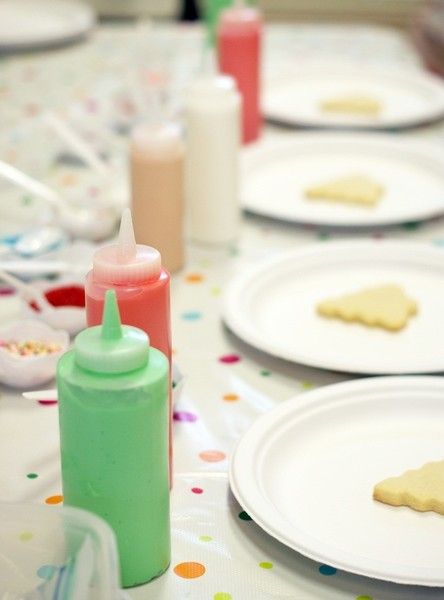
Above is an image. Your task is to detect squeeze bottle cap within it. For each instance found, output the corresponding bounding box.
[92,209,162,284]
[220,3,261,26]
[74,289,149,373]
[131,122,183,160]
[186,75,238,105]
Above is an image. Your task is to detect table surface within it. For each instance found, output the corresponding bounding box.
[1,21,444,600]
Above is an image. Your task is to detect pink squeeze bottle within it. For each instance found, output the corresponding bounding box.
[85,209,172,479]
[217,3,262,144]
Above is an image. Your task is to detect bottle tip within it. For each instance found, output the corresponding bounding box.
[101,289,123,341]
[118,208,137,263]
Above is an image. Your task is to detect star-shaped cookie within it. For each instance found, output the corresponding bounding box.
[374,461,444,515]
[317,284,417,331]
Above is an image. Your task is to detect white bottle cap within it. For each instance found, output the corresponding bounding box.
[92,209,161,284]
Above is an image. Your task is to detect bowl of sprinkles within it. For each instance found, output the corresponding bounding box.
[0,320,69,388]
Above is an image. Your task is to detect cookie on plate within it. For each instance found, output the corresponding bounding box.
[320,95,381,116]
[317,284,417,331]
[374,461,444,515]
[305,175,384,206]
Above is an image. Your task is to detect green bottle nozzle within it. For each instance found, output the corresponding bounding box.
[101,290,123,341]
[74,289,149,374]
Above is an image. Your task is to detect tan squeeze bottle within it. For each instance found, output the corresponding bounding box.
[130,123,185,274]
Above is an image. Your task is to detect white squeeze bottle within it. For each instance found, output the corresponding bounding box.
[184,73,241,245]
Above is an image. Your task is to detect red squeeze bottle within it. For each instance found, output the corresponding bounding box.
[217,4,262,144]
[85,209,173,485]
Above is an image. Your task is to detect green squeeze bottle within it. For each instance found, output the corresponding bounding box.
[57,290,170,588]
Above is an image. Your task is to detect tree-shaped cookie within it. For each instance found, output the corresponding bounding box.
[374,461,444,515]
[317,284,417,331]
[305,175,384,206]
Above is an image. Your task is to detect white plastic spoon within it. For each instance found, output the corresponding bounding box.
[0,269,85,335]
[0,160,117,240]
[43,112,109,178]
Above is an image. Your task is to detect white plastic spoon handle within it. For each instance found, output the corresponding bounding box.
[0,268,48,309]
[22,389,58,401]
[44,112,109,178]
[0,260,90,275]
[0,160,60,207]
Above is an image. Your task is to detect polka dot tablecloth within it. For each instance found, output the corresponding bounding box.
[1,20,444,600]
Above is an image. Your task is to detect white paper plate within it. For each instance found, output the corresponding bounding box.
[264,65,444,130]
[242,134,444,227]
[223,241,444,374]
[230,376,444,586]
[0,0,95,51]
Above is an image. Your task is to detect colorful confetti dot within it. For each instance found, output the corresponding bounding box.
[181,311,202,321]
[259,561,273,569]
[260,369,271,377]
[26,473,38,479]
[223,393,239,402]
[173,411,198,422]
[199,450,226,463]
[37,565,57,580]
[211,286,222,296]
[402,221,421,231]
[19,531,33,542]
[319,564,337,576]
[185,273,204,283]
[25,103,39,117]
[238,511,252,521]
[60,174,77,187]
[356,596,372,600]
[301,381,314,390]
[45,495,63,505]
[433,239,444,247]
[219,354,241,364]
[173,562,206,579]
[21,195,33,206]
[38,400,57,406]
[191,487,203,494]
[199,535,213,542]
[214,594,232,600]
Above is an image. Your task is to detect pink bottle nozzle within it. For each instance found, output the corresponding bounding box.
[92,209,162,285]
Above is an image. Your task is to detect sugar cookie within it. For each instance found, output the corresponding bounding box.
[320,95,381,116]
[305,175,384,206]
[317,284,417,331]
[374,461,444,515]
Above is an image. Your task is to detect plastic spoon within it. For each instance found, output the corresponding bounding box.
[0,160,117,240]
[0,259,90,276]
[43,112,109,178]
[0,269,86,335]
[22,389,58,401]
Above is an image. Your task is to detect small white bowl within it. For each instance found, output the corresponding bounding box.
[0,319,69,389]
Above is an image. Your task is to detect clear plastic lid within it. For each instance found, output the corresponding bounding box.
[0,502,123,600]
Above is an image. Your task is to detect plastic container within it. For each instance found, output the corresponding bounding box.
[58,290,170,588]
[0,319,69,389]
[217,5,262,144]
[0,502,123,599]
[184,75,241,245]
